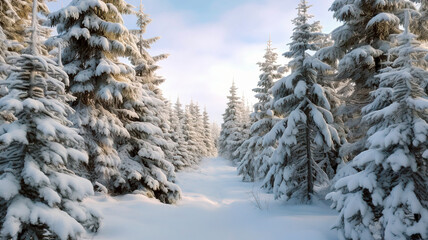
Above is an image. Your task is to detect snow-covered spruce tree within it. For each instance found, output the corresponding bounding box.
[0,1,99,238]
[263,0,341,202]
[237,38,281,182]
[167,101,187,169]
[183,104,200,164]
[158,99,179,166]
[211,123,220,151]
[191,102,208,158]
[219,82,245,160]
[117,83,181,202]
[173,98,192,167]
[410,1,428,41]
[203,107,216,156]
[327,12,428,240]
[0,0,52,57]
[161,100,183,169]
[232,95,252,164]
[47,0,141,190]
[313,27,346,181]
[319,0,418,159]
[0,0,50,53]
[0,0,51,100]
[0,27,10,98]
[130,0,168,89]
[130,1,179,170]
[113,1,181,203]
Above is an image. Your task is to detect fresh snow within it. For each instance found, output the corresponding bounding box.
[85,158,338,240]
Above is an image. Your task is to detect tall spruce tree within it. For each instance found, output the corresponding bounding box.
[168,101,187,169]
[0,26,10,100]
[211,123,220,150]
[327,12,428,240]
[191,102,207,158]
[219,82,244,160]
[0,1,99,238]
[237,38,281,182]
[47,0,141,190]
[173,98,192,167]
[130,0,178,170]
[114,2,181,202]
[0,0,50,55]
[319,0,418,159]
[410,1,428,41]
[232,95,252,164]
[202,107,216,156]
[264,0,340,202]
[183,104,199,164]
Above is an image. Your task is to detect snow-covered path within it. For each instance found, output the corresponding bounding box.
[86,158,338,240]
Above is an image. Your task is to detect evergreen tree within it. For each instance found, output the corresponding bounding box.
[117,83,181,203]
[327,12,428,240]
[183,104,199,164]
[130,0,179,170]
[410,1,428,41]
[0,0,49,54]
[168,101,187,169]
[237,38,281,182]
[191,102,207,158]
[264,0,340,202]
[114,1,181,202]
[0,26,11,99]
[319,0,418,159]
[218,82,244,160]
[0,1,99,238]
[173,98,192,167]
[48,0,141,190]
[130,0,168,89]
[203,107,216,156]
[0,0,51,100]
[232,95,252,163]
[211,123,220,151]
[158,99,178,167]
[0,0,52,57]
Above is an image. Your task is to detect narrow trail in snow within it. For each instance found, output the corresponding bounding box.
[87,158,338,240]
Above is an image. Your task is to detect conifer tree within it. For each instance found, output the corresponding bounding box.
[237,38,281,182]
[117,82,180,202]
[114,1,181,202]
[0,27,10,99]
[410,1,428,41]
[0,1,99,238]
[319,0,418,158]
[219,82,244,160]
[173,98,192,167]
[232,95,252,163]
[264,0,340,202]
[130,0,179,169]
[191,102,207,158]
[327,12,428,240]
[211,123,220,150]
[203,107,216,156]
[0,0,50,54]
[168,101,187,169]
[183,104,199,164]
[158,99,178,166]
[130,0,168,89]
[48,0,141,190]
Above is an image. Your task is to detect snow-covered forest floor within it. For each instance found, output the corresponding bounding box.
[85,158,338,240]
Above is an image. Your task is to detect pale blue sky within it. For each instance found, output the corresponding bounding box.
[47,0,339,124]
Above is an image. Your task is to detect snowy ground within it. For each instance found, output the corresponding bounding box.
[85,158,338,240]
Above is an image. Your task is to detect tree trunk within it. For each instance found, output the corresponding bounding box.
[306,117,313,200]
